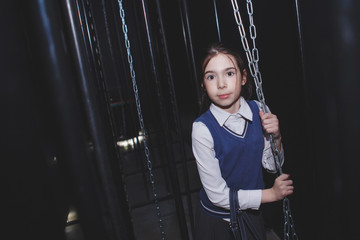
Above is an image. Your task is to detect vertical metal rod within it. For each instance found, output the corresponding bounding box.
[212,0,222,42]
[63,0,134,239]
[178,0,201,106]
[154,0,196,235]
[140,0,189,239]
[117,0,167,237]
[294,0,306,84]
[30,0,116,239]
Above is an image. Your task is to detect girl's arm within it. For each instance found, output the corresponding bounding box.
[259,110,294,202]
[255,101,284,173]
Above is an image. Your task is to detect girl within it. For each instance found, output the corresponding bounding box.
[192,43,294,240]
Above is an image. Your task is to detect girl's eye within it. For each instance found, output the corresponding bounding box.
[226,71,235,77]
[206,75,215,80]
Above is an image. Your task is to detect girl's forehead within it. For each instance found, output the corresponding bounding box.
[205,53,237,70]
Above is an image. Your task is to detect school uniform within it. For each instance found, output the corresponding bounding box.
[191,97,284,240]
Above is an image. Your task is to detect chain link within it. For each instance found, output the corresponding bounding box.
[230,1,298,239]
[117,1,166,239]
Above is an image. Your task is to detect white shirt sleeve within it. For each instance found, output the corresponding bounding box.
[192,121,262,210]
[262,133,285,173]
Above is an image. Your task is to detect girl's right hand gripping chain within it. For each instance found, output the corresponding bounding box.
[262,174,294,203]
[272,174,294,200]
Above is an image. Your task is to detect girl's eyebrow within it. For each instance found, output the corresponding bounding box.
[224,67,236,72]
[204,67,236,75]
[204,70,214,75]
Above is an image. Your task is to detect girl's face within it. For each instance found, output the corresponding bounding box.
[202,53,247,114]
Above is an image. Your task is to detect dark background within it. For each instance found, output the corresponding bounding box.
[1,0,360,239]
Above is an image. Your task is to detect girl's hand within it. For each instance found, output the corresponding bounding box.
[261,174,294,203]
[259,111,281,139]
[271,174,294,200]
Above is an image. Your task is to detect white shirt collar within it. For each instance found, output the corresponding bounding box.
[209,97,253,127]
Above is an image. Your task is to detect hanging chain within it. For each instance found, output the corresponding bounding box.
[230,1,298,239]
[117,1,166,239]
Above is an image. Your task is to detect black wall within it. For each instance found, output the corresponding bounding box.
[298,1,360,239]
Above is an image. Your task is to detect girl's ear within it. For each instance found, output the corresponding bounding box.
[241,69,247,86]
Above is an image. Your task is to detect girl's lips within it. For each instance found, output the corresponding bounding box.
[218,94,230,99]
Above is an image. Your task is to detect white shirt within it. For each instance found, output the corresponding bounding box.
[191,97,284,211]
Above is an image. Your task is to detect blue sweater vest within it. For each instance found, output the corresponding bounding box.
[195,101,264,217]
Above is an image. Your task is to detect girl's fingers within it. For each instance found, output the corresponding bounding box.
[278,174,294,188]
[259,110,264,118]
[259,112,274,119]
[260,112,279,134]
[262,117,278,125]
[277,173,290,181]
[260,113,278,125]
[263,125,279,134]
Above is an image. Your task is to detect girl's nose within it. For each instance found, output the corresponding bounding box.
[218,77,226,89]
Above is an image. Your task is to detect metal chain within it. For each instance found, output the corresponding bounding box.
[230,1,298,239]
[117,1,166,239]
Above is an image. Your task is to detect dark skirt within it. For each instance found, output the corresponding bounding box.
[194,206,266,240]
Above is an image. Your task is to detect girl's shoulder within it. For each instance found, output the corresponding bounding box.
[245,99,261,111]
[194,109,212,123]
[191,120,213,146]
[247,99,260,107]
[247,99,269,112]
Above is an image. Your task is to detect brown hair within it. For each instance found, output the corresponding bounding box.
[198,42,253,114]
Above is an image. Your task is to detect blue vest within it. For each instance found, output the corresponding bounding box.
[195,101,264,217]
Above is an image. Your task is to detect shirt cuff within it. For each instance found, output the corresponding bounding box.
[238,189,262,210]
